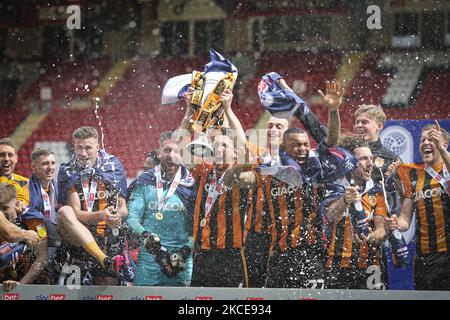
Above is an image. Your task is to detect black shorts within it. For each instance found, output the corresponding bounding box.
[244,232,271,288]
[415,251,450,290]
[191,249,246,287]
[266,246,325,289]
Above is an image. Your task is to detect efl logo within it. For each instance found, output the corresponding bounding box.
[144,296,163,300]
[195,296,213,300]
[49,294,66,300]
[97,295,113,300]
[3,293,20,300]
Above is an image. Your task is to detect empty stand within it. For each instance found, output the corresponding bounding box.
[23,58,112,104]
[0,108,29,137]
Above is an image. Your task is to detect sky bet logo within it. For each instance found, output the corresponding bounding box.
[3,293,20,300]
[130,295,163,300]
[35,294,66,300]
[96,295,114,300]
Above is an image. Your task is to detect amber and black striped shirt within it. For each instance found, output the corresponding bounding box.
[70,177,117,237]
[192,163,249,251]
[244,171,323,253]
[398,163,450,255]
[325,189,387,270]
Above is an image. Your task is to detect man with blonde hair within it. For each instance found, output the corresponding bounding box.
[354,104,400,182]
[57,126,130,285]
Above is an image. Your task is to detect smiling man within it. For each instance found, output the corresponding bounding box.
[321,136,389,289]
[189,130,251,288]
[243,79,343,288]
[262,116,290,165]
[127,131,195,287]
[354,105,400,183]
[1,149,59,291]
[386,123,450,290]
[28,149,58,224]
[57,126,129,285]
[0,138,29,207]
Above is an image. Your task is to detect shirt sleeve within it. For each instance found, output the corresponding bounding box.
[20,183,30,207]
[294,104,328,144]
[397,165,412,199]
[374,192,388,217]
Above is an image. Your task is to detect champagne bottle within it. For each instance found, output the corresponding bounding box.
[388,226,409,267]
[349,179,369,237]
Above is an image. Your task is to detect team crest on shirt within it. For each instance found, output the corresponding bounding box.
[36,224,47,238]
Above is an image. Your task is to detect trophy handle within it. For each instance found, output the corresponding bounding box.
[187,72,236,157]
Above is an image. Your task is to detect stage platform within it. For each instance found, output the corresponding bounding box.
[2,285,450,300]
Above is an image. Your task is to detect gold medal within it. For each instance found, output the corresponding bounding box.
[155,211,164,220]
[374,157,385,169]
[200,218,207,227]
[368,195,377,207]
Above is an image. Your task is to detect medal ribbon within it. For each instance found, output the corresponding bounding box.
[40,183,56,222]
[424,164,450,197]
[155,164,182,212]
[81,178,98,213]
[203,169,226,226]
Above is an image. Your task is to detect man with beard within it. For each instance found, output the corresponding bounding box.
[0,138,29,207]
[189,129,251,287]
[57,126,130,285]
[320,137,389,289]
[386,122,450,290]
[178,85,251,287]
[127,132,195,286]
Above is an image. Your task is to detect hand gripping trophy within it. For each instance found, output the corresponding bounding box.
[161,49,238,158]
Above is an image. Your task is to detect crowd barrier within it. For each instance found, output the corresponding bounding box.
[2,285,450,300]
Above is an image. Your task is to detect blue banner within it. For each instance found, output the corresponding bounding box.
[381,119,450,290]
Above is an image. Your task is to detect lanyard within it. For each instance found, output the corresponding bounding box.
[424,164,450,196]
[202,169,226,227]
[154,165,182,211]
[40,184,56,221]
[81,178,98,213]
